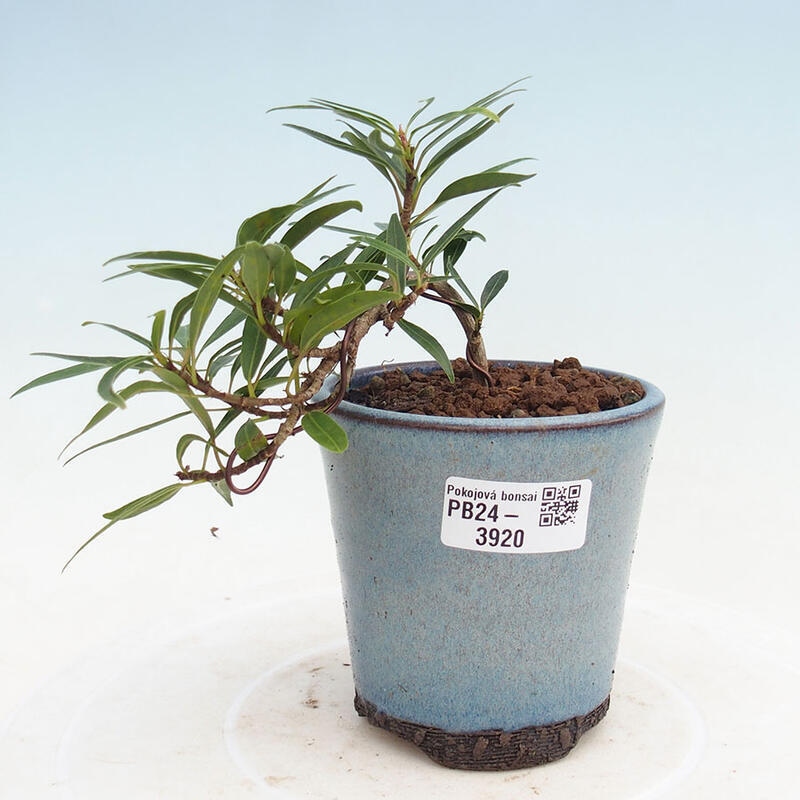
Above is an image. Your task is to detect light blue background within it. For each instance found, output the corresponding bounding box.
[1,3,798,790]
[4,1,796,378]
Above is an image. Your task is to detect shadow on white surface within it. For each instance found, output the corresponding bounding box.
[1,583,796,799]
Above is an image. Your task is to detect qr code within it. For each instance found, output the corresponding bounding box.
[539,484,583,527]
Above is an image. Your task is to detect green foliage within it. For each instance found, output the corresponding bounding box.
[301,411,348,453]
[14,80,534,565]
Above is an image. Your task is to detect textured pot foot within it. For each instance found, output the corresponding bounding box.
[354,693,610,771]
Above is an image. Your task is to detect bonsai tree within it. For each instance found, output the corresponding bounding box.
[14,80,534,566]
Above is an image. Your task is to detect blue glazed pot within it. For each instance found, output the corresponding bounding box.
[322,361,665,770]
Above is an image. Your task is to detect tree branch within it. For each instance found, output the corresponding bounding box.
[427,281,492,385]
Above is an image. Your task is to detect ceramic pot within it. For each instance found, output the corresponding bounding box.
[321,361,665,770]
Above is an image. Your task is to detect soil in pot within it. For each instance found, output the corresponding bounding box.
[345,357,645,419]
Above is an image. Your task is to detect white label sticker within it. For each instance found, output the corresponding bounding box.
[440,476,592,554]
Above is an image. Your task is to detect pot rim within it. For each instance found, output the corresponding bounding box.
[329,360,665,433]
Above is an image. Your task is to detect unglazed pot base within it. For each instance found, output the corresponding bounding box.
[354,693,611,771]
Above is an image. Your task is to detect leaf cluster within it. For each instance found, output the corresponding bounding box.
[14,80,535,567]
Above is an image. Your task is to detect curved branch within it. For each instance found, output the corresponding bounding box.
[426,281,492,385]
[177,303,393,490]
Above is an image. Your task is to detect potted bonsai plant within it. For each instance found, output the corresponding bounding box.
[14,80,664,771]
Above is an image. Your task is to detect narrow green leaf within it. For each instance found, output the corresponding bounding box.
[351,232,416,277]
[479,270,509,311]
[421,189,504,268]
[12,362,106,397]
[280,123,367,159]
[253,371,289,394]
[386,214,408,292]
[285,284,359,345]
[64,411,191,466]
[62,520,113,571]
[82,321,151,349]
[444,230,485,264]
[61,380,176,455]
[296,290,398,353]
[412,78,527,142]
[417,116,496,178]
[280,200,363,249]
[272,100,394,135]
[443,234,467,272]
[214,405,246,440]
[340,129,378,157]
[199,306,248,356]
[441,233,484,307]
[188,247,242,358]
[340,127,400,180]
[28,352,124,366]
[415,103,496,139]
[97,356,150,409]
[168,291,198,348]
[174,324,190,348]
[211,479,234,506]
[240,241,272,305]
[151,366,215,437]
[479,157,537,174]
[396,319,455,382]
[301,410,348,453]
[103,261,213,282]
[236,179,349,245]
[416,102,518,189]
[368,128,404,169]
[271,244,297,297]
[446,298,482,318]
[150,309,166,354]
[205,339,242,381]
[287,283,360,321]
[62,483,187,571]
[105,264,211,288]
[417,222,441,258]
[430,171,534,209]
[240,316,268,384]
[104,250,218,267]
[103,483,186,522]
[212,350,290,413]
[260,349,290,380]
[301,97,395,132]
[352,228,390,260]
[234,419,268,460]
[176,432,208,468]
[289,243,361,310]
[406,95,436,129]
[237,204,298,246]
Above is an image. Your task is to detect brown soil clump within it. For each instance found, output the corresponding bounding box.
[345,358,645,418]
